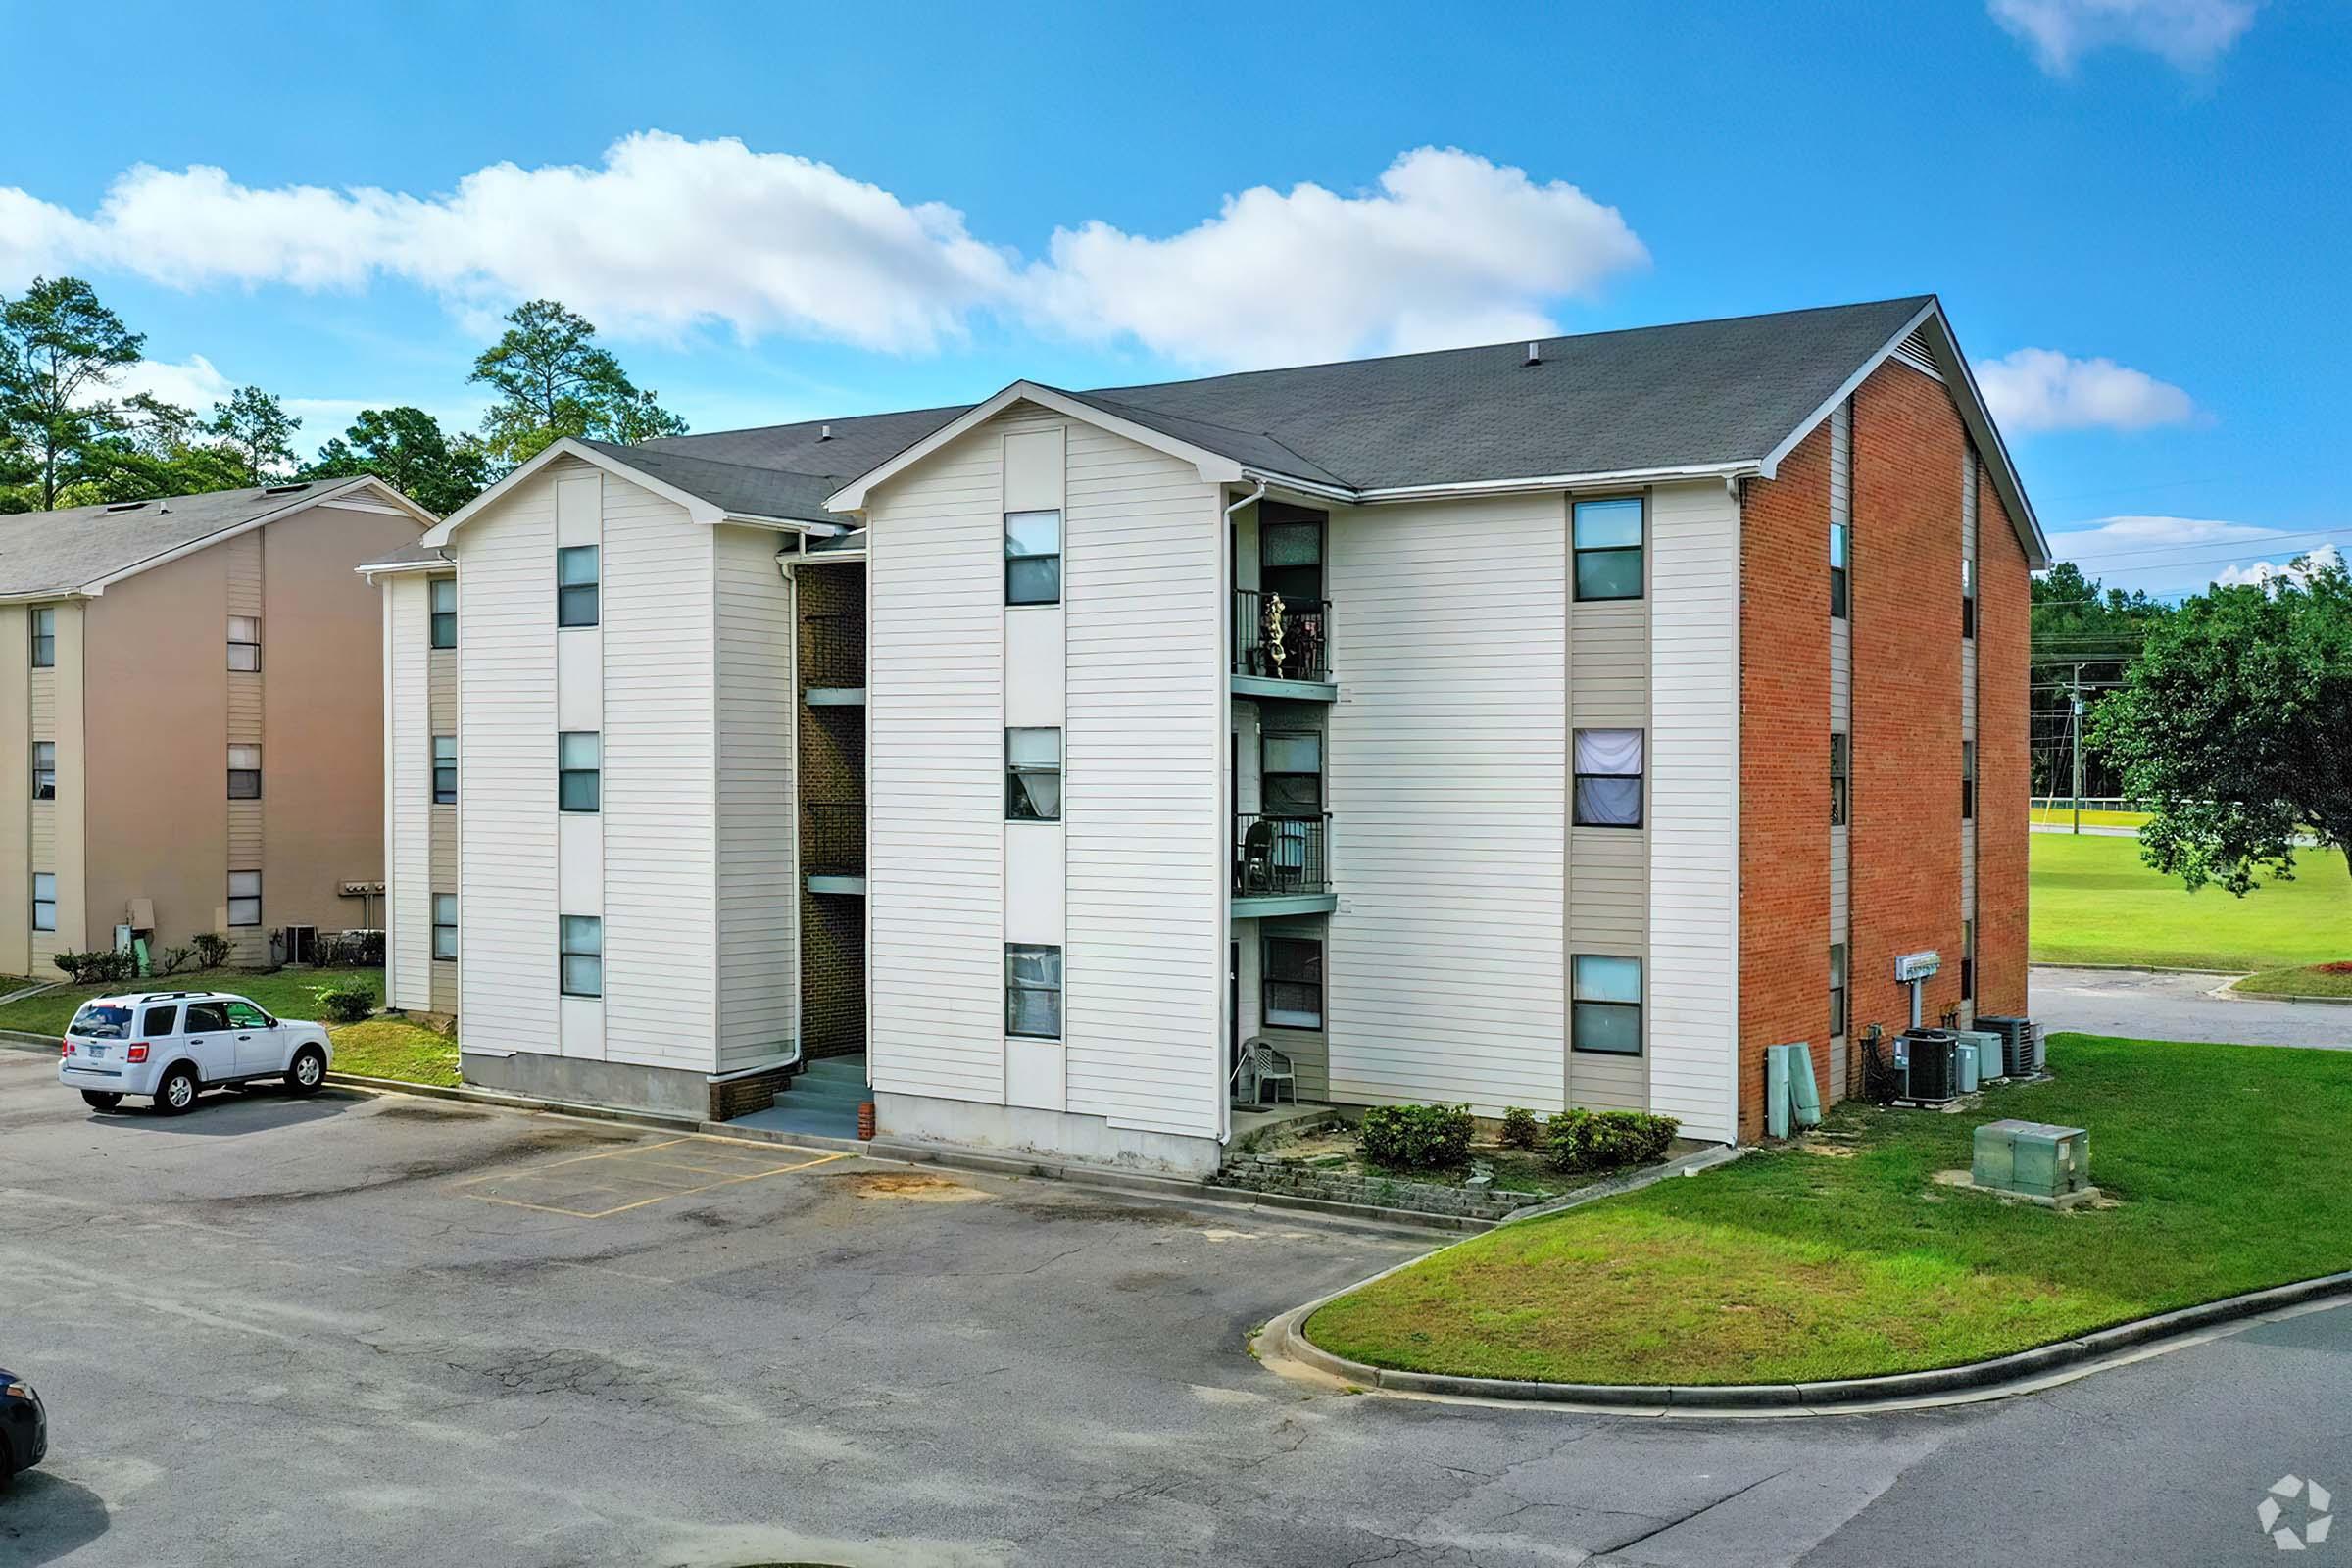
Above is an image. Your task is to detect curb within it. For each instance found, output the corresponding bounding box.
[2227,987,2352,1008]
[1268,1267,2352,1418]
[2034,962,2251,977]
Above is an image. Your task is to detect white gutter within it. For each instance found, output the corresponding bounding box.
[1224,479,1268,517]
[1348,461,1761,504]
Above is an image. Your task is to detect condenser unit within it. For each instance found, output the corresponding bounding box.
[1950,1029,2006,1086]
[1891,1030,1963,1104]
[1977,1015,2043,1077]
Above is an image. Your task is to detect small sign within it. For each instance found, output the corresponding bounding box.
[1895,950,1941,982]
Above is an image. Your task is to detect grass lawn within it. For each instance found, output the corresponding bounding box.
[329,1017,461,1087]
[2032,831,2352,971]
[2236,962,2352,1000]
[2030,806,2151,829]
[1306,1034,2352,1386]
[0,966,384,1036]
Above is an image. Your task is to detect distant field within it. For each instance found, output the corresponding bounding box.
[2032,832,2352,971]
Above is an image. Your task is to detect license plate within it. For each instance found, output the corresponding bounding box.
[82,1043,107,1058]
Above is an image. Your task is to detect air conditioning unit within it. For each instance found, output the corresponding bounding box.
[1891,1029,1963,1104]
[1977,1015,2043,1078]
[1950,1029,2006,1086]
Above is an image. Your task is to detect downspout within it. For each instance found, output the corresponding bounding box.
[1217,482,1264,1150]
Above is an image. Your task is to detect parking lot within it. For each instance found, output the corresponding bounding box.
[6,1045,2352,1567]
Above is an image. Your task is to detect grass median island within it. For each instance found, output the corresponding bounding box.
[1304,1034,2352,1387]
[2235,962,2352,1000]
[2031,831,2352,971]
[328,1017,461,1087]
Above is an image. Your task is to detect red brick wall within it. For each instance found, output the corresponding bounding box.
[1975,470,2031,1016]
[1737,421,1834,1141]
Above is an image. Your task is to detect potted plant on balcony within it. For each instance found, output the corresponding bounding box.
[1262,592,1287,679]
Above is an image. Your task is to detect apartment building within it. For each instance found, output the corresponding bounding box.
[0,479,432,976]
[383,295,2041,1166]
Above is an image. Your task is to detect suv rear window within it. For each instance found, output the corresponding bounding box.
[69,1004,133,1039]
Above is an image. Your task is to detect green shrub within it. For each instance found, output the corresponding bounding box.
[1498,1106,1541,1150]
[318,982,377,1024]
[1357,1103,1475,1171]
[1545,1108,1681,1174]
[191,932,232,969]
[152,946,195,978]
[53,949,136,985]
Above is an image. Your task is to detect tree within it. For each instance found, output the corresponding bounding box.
[2030,562,2179,798]
[2091,560,2352,895]
[70,392,248,503]
[307,406,493,516]
[208,385,301,485]
[468,299,686,466]
[0,276,144,510]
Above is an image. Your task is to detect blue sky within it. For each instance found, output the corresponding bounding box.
[3,0,2342,594]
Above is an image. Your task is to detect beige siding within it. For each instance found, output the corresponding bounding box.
[1061,419,1223,1138]
[867,420,1006,1105]
[428,636,458,1012]
[0,606,28,974]
[1569,602,1646,724]
[714,524,798,1072]
[385,573,434,1010]
[1646,480,1740,1142]
[1241,918,1330,1101]
[28,606,85,969]
[1568,523,1650,1114]
[1326,494,1567,1115]
[28,656,57,972]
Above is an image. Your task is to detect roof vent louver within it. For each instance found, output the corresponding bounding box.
[104,501,147,513]
[818,423,833,440]
[1891,327,1941,381]
[1524,341,1541,366]
[262,481,311,496]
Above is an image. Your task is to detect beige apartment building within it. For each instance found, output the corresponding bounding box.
[0,479,432,976]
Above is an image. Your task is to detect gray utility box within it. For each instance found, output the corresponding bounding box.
[1973,1119,2091,1202]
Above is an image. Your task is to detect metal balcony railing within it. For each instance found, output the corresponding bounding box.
[1233,589,1332,683]
[1233,811,1332,899]
[802,801,865,878]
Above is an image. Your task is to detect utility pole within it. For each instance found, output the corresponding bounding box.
[2071,662,2085,835]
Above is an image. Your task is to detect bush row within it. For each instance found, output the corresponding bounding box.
[1359,1101,1680,1175]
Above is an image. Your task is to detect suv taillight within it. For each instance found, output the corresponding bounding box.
[127,1043,149,1063]
[60,1039,72,1056]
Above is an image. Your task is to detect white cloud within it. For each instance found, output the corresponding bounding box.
[2214,542,2344,589]
[1,137,1647,371]
[1027,147,1648,368]
[2044,514,2282,557]
[1989,0,2258,74]
[1975,347,2196,434]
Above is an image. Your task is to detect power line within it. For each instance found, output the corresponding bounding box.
[2042,523,2352,567]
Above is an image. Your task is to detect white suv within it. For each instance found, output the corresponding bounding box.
[57,991,333,1114]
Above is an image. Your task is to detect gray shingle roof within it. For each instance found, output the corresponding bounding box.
[0,479,384,596]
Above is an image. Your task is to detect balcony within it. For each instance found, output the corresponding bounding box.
[803,801,865,895]
[1232,588,1337,701]
[1232,810,1335,916]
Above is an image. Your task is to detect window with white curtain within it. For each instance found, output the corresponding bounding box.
[1572,729,1644,827]
[1005,728,1062,821]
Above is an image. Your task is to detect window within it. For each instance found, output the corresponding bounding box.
[433,736,457,805]
[1260,731,1322,818]
[1004,510,1062,606]
[1573,728,1644,827]
[30,607,54,668]
[227,745,261,800]
[1571,955,1642,1054]
[432,894,458,961]
[140,1004,178,1036]
[1961,557,1976,639]
[430,577,457,649]
[1263,935,1324,1030]
[1831,522,1850,618]
[1572,497,1644,601]
[1830,943,1848,1038]
[227,870,262,927]
[560,915,603,997]
[31,872,55,933]
[1831,732,1851,827]
[1005,728,1062,821]
[1961,919,1976,1003]
[183,1001,229,1035]
[1961,739,1977,822]
[227,615,262,672]
[557,546,600,627]
[225,1001,270,1029]
[1260,511,1325,603]
[558,732,601,812]
[31,741,53,801]
[1006,943,1063,1038]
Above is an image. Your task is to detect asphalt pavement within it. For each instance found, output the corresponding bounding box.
[2033,964,2352,1050]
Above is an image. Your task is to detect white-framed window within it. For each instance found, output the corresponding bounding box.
[31,741,54,801]
[29,607,55,668]
[1831,731,1851,827]
[1005,943,1062,1039]
[1004,510,1062,606]
[433,736,457,805]
[1831,522,1850,619]
[228,615,262,672]
[31,872,55,933]
[432,894,458,961]
[1572,497,1643,602]
[560,915,603,997]
[227,870,262,928]
[1830,943,1848,1038]
[1263,934,1324,1031]
[1961,919,1976,1002]
[1260,730,1322,817]
[227,745,261,800]
[1572,728,1644,827]
[1962,557,1976,639]
[1961,739,1977,822]
[1005,728,1061,821]
[557,546,600,627]
[559,732,601,812]
[1571,954,1642,1055]
[430,577,457,649]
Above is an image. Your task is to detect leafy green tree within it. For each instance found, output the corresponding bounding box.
[307,406,492,516]
[69,393,248,503]
[2030,562,2180,798]
[468,299,686,466]
[0,276,145,510]
[207,385,301,485]
[2092,561,2352,895]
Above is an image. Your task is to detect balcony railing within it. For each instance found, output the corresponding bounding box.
[802,801,865,879]
[1233,588,1333,684]
[1233,811,1332,900]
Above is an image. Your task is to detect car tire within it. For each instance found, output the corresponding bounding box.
[156,1064,199,1115]
[79,1090,123,1111]
[286,1047,326,1096]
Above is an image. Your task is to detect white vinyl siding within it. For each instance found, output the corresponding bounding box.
[867,418,1009,1105]
[427,624,459,1012]
[715,525,798,1072]
[1646,479,1740,1142]
[1061,418,1223,1137]
[1326,494,1567,1115]
[385,572,434,1011]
